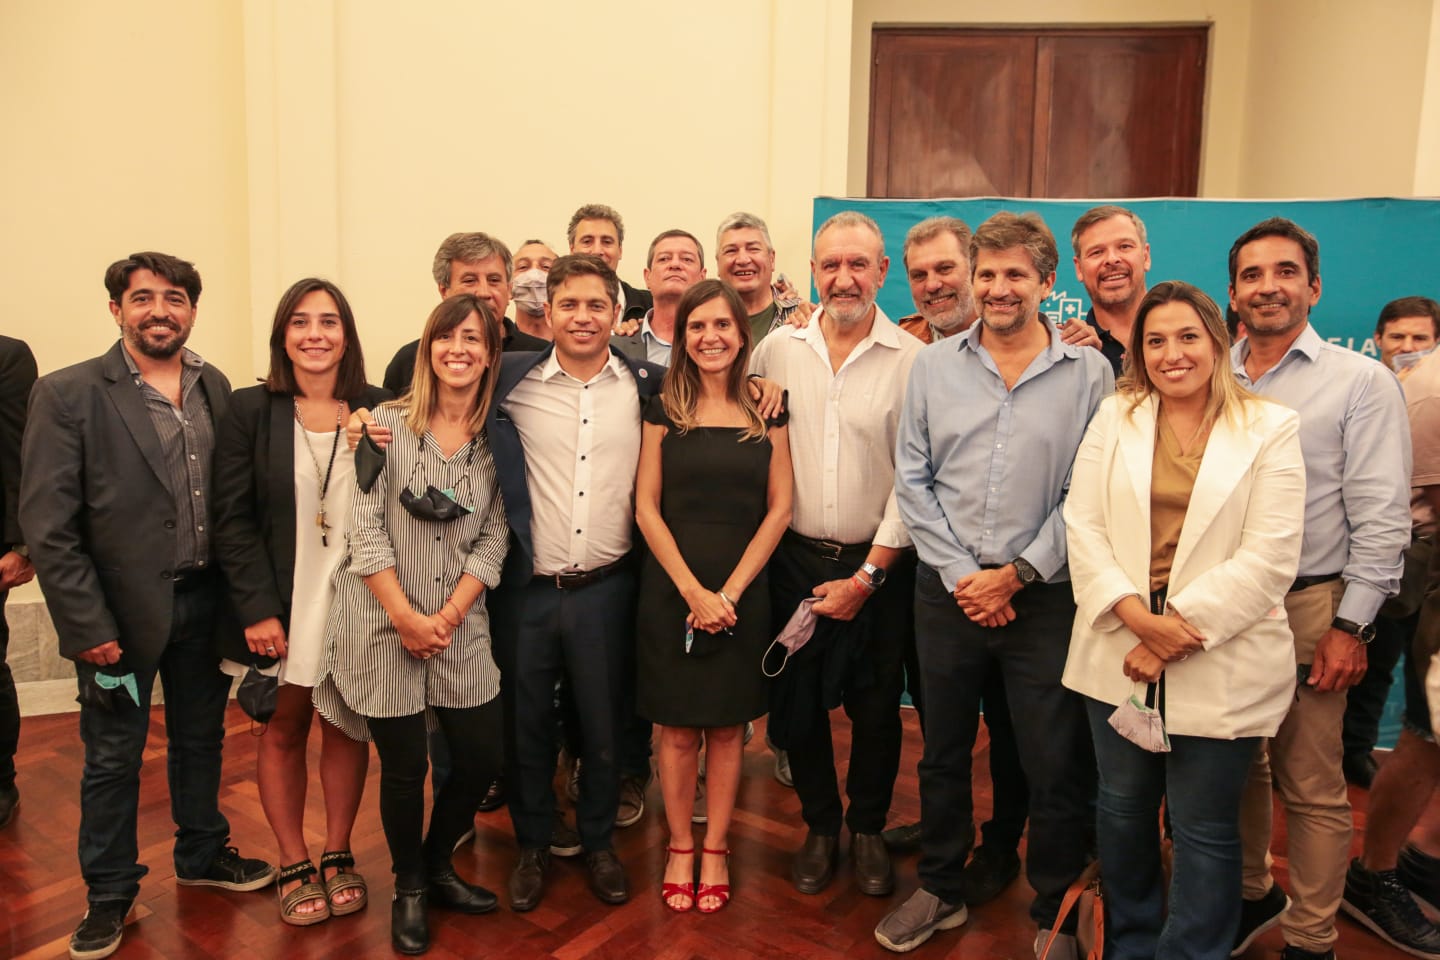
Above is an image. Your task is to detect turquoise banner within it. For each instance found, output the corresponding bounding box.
[812,196,1440,356]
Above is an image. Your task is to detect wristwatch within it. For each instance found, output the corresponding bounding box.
[1012,557,1041,586]
[1331,616,1377,645]
[859,562,887,589]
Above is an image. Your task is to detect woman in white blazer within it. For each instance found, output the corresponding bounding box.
[1062,281,1306,960]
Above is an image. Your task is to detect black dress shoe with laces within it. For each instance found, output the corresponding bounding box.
[391,888,428,955]
[476,777,506,813]
[791,832,839,894]
[428,867,498,914]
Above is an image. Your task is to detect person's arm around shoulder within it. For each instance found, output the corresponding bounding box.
[20,376,121,663]
[1165,404,1307,650]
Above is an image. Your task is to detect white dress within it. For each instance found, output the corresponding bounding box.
[221,425,355,687]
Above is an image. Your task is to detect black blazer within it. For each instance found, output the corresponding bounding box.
[486,345,664,592]
[0,336,38,551]
[620,280,652,324]
[20,342,236,665]
[212,382,391,664]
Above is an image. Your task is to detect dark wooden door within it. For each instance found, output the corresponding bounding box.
[868,27,1207,198]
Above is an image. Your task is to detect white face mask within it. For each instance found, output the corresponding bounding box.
[511,267,548,316]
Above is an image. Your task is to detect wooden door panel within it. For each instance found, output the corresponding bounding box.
[868,27,1208,199]
[1034,32,1206,197]
[869,33,1036,198]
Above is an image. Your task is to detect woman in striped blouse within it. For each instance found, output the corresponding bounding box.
[313,294,509,956]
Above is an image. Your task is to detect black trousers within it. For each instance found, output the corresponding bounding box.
[0,588,17,789]
[1342,609,1412,757]
[368,700,501,889]
[914,563,1091,927]
[770,536,915,836]
[493,571,634,852]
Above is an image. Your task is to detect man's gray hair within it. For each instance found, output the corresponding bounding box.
[716,211,774,253]
[903,216,973,269]
[568,203,625,247]
[432,232,513,287]
[813,210,884,253]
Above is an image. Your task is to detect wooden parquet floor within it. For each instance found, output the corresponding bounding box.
[0,705,1409,959]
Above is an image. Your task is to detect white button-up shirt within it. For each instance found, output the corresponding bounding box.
[749,307,921,548]
[501,351,643,575]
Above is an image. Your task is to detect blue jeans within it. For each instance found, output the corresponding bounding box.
[1085,696,1258,960]
[75,580,232,907]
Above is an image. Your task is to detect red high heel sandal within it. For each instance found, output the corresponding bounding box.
[697,847,731,914]
[662,845,695,913]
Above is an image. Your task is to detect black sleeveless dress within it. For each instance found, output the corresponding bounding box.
[636,395,776,727]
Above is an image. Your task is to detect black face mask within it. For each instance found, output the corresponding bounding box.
[76,666,140,713]
[237,666,277,724]
[400,484,472,523]
[398,442,476,524]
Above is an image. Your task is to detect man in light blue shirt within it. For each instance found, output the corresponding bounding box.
[1227,217,1411,960]
[877,212,1113,957]
[611,229,705,366]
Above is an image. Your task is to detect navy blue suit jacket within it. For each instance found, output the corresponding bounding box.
[487,344,665,592]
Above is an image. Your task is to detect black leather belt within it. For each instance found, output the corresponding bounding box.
[535,556,631,590]
[785,530,868,562]
[1290,573,1341,593]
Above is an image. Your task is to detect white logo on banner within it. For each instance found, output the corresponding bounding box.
[1044,289,1085,326]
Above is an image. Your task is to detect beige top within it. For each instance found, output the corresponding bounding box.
[1149,417,1208,594]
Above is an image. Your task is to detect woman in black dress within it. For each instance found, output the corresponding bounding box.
[635,279,793,913]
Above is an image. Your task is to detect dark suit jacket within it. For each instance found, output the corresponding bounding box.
[620,280,652,324]
[0,337,38,552]
[486,345,664,592]
[211,382,391,664]
[382,317,548,395]
[20,342,236,665]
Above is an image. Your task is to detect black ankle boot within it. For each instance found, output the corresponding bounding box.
[391,887,428,955]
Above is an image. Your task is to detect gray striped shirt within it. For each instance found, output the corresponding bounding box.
[315,404,508,731]
[121,345,214,569]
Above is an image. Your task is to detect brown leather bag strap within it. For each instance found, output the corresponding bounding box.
[1038,860,1103,959]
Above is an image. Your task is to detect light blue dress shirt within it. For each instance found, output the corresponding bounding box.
[1231,323,1411,623]
[638,314,673,366]
[896,321,1114,592]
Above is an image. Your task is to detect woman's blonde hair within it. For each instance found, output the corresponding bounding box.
[387,294,503,437]
[661,280,766,441]
[1118,280,1257,428]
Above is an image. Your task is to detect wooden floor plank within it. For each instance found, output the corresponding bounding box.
[0,705,1410,958]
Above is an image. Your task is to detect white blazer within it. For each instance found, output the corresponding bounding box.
[1062,392,1306,739]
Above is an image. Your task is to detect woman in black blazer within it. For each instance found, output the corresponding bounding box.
[213,278,390,927]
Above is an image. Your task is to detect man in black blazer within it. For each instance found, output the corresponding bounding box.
[0,335,37,831]
[485,254,664,913]
[567,203,653,324]
[382,231,548,395]
[20,252,273,960]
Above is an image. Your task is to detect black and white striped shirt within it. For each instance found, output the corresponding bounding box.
[314,404,508,730]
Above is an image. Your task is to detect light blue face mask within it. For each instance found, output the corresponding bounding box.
[93,671,140,708]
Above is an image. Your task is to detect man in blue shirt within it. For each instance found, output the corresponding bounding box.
[1227,218,1411,960]
[878,212,1113,957]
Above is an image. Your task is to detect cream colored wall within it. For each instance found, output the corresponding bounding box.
[1417,0,1440,194]
[0,0,253,379]
[1240,0,1431,197]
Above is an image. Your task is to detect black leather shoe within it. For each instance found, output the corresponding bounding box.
[0,783,17,830]
[476,777,506,813]
[428,867,498,914]
[791,832,839,895]
[390,888,428,956]
[509,848,549,912]
[586,849,630,905]
[851,832,894,896]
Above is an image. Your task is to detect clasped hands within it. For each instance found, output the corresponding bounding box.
[1122,608,1205,684]
[953,566,1022,627]
[395,607,456,660]
[684,585,738,634]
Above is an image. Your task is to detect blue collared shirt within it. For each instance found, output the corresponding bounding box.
[638,312,673,366]
[1231,324,1411,622]
[896,321,1114,591]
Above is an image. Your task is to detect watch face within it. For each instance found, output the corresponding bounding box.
[863,563,886,587]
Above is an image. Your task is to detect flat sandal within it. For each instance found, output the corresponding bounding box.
[319,849,368,916]
[277,859,331,927]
